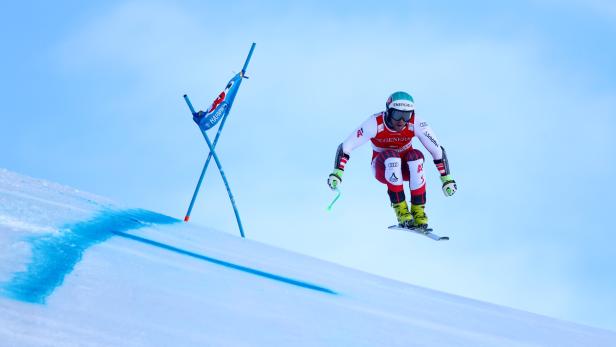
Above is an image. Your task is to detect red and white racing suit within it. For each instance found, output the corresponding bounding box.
[334,111,449,205]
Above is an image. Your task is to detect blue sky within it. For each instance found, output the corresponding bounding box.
[2,0,616,331]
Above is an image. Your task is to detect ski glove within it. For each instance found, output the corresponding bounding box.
[440,175,457,197]
[328,169,344,191]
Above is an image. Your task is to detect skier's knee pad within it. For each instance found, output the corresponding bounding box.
[373,150,404,189]
[384,157,403,188]
[406,149,426,192]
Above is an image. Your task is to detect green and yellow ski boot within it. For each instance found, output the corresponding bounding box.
[410,204,429,229]
[392,201,413,228]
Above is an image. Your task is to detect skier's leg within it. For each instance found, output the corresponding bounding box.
[404,149,427,204]
[373,151,412,225]
[404,149,428,227]
[373,150,405,202]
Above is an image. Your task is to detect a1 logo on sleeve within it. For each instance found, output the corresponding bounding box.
[357,128,364,138]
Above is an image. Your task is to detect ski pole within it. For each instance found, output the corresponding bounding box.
[327,189,341,211]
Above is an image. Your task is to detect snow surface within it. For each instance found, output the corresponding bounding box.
[1,168,615,347]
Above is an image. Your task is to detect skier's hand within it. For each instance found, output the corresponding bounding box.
[440,175,457,197]
[328,169,344,191]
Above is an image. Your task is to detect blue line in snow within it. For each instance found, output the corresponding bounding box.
[1,208,335,303]
[112,231,337,295]
[1,209,178,304]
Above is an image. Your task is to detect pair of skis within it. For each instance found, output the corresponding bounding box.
[328,189,449,241]
[387,225,449,241]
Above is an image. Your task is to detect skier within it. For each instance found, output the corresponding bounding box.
[327,91,457,229]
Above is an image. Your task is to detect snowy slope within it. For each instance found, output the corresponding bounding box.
[0,169,614,347]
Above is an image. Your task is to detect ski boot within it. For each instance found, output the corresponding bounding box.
[392,201,414,228]
[410,204,429,229]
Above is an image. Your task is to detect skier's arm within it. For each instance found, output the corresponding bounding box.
[414,116,457,196]
[328,116,377,190]
[334,116,377,170]
[414,116,447,173]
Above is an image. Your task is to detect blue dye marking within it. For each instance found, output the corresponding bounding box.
[1,209,178,304]
[1,209,335,303]
[112,231,337,295]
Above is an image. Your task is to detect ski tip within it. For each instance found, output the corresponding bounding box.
[183,216,190,222]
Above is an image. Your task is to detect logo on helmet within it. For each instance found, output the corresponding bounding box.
[392,102,412,109]
[386,91,415,111]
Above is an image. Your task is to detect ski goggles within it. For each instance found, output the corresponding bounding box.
[388,109,413,122]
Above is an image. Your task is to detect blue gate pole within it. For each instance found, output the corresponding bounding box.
[183,95,245,238]
[183,95,232,222]
[241,43,256,77]
[182,43,255,237]
[199,128,245,238]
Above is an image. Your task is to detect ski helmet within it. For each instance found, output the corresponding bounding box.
[385,91,415,124]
